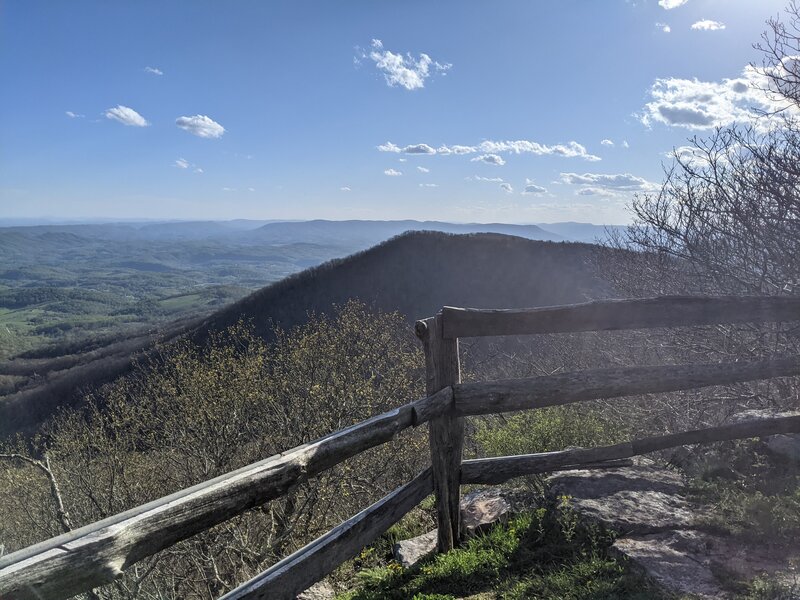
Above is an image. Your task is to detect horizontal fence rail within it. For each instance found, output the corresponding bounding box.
[439,295,800,338]
[220,468,433,600]
[454,355,800,416]
[0,391,451,600]
[462,414,800,484]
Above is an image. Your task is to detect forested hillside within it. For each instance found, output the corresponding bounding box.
[0,232,613,437]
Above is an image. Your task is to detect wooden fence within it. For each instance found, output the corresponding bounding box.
[1,295,799,600]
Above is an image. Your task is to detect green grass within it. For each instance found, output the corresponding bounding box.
[336,503,665,600]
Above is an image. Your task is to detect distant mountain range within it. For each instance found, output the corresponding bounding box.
[0,219,622,246]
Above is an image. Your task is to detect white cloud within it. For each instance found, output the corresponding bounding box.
[247,187,255,192]
[419,183,439,188]
[522,180,547,195]
[377,141,401,152]
[378,138,600,161]
[144,66,163,76]
[358,39,451,91]
[174,157,203,173]
[404,143,437,154]
[222,187,236,192]
[384,168,402,176]
[639,65,794,130]
[692,19,725,31]
[65,111,84,119]
[417,166,430,173]
[658,0,688,9]
[667,145,711,167]
[559,172,657,192]
[469,175,505,183]
[398,158,407,162]
[340,186,352,192]
[500,183,514,194]
[601,139,614,146]
[377,142,437,154]
[656,22,671,33]
[471,154,506,166]
[475,140,599,160]
[104,105,149,127]
[622,140,630,148]
[175,114,225,138]
[576,187,616,197]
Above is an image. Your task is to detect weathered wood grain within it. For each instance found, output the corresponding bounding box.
[411,386,454,426]
[0,399,438,600]
[462,414,800,484]
[441,295,800,339]
[454,356,800,417]
[220,468,433,600]
[418,314,464,552]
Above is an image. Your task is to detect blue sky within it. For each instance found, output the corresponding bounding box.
[0,0,790,224]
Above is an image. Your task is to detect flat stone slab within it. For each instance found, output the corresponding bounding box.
[615,529,800,599]
[547,461,702,535]
[614,531,727,599]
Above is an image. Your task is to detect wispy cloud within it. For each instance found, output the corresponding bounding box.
[378,139,600,161]
[176,114,225,138]
[656,22,671,33]
[384,168,403,176]
[500,183,514,193]
[340,186,352,192]
[174,157,203,172]
[601,139,614,146]
[357,39,451,90]
[65,111,84,119]
[144,66,163,76]
[691,19,725,31]
[104,105,148,127]
[522,180,547,195]
[471,154,506,166]
[559,172,657,193]
[468,175,505,183]
[658,0,688,9]
[417,166,430,173]
[419,183,439,188]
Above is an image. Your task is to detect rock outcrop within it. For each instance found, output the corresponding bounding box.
[548,458,800,598]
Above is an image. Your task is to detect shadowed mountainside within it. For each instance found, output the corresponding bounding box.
[190,231,612,343]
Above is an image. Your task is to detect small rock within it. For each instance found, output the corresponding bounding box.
[460,488,512,536]
[297,580,335,600]
[393,530,437,568]
[392,490,513,569]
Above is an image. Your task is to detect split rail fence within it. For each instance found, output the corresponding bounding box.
[2,295,800,600]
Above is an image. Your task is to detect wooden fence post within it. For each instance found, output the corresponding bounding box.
[416,314,463,552]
